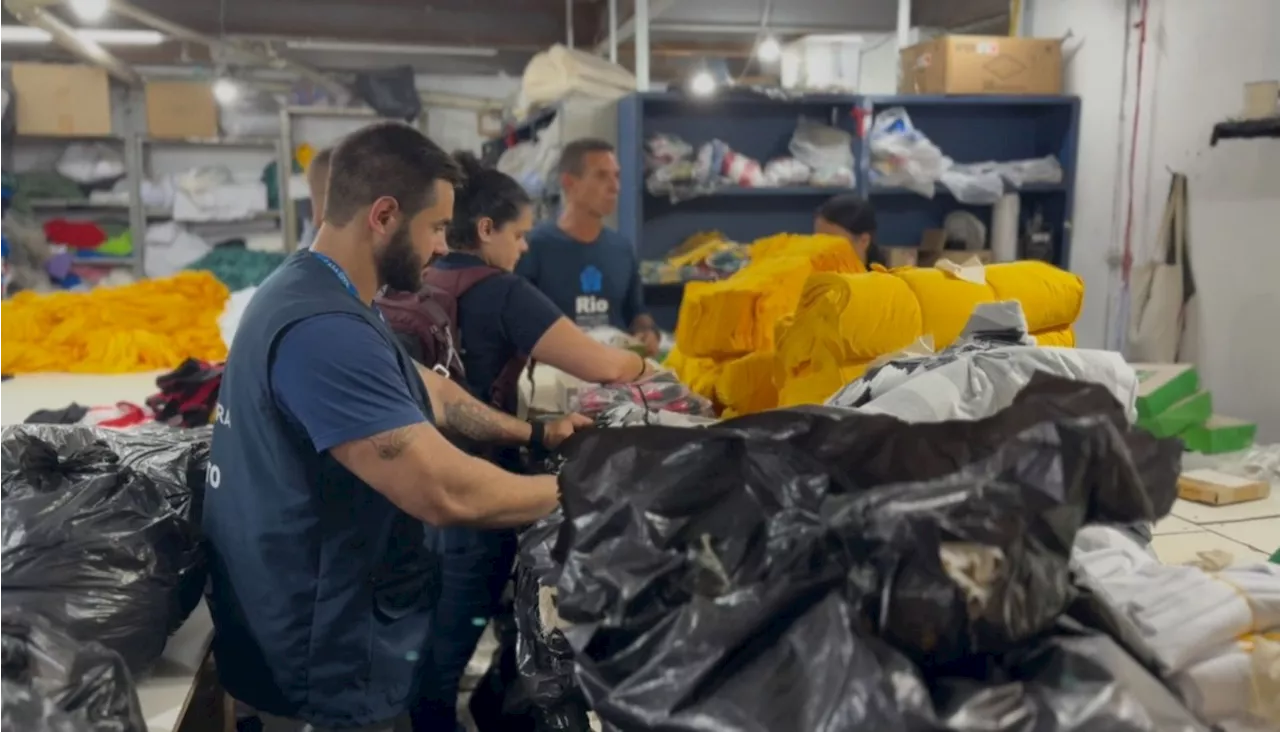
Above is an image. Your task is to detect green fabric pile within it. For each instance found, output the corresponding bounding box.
[1133,363,1257,454]
[8,172,86,212]
[185,244,287,291]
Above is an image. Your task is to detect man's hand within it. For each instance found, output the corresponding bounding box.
[541,413,593,449]
[635,328,661,358]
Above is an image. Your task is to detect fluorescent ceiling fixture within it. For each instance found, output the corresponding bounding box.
[213,78,240,105]
[1,26,164,45]
[756,36,782,63]
[68,0,110,23]
[284,39,499,57]
[688,70,716,97]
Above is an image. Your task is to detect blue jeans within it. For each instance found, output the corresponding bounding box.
[411,526,517,732]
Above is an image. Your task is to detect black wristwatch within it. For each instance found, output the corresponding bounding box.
[528,420,546,448]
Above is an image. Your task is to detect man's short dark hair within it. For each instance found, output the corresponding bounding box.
[325,122,462,226]
[557,138,615,177]
[310,146,333,176]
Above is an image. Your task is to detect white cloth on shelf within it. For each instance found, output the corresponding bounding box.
[89,176,175,212]
[172,167,268,222]
[143,222,212,279]
[56,143,126,184]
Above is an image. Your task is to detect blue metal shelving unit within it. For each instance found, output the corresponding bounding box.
[614,91,1081,330]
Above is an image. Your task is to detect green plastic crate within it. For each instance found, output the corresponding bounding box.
[1138,390,1212,438]
[1133,363,1199,420]
[1180,415,1258,455]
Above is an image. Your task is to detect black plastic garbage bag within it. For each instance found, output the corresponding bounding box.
[2,424,211,523]
[354,65,422,121]
[1,613,146,732]
[1,425,206,673]
[552,374,1186,731]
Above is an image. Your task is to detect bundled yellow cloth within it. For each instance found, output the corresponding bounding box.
[1,271,230,374]
[670,230,1085,415]
[772,261,1084,407]
[674,234,866,360]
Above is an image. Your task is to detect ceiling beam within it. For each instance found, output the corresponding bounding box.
[3,1,142,85]
[595,0,675,54]
[108,0,349,98]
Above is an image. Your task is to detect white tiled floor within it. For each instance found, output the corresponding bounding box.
[6,372,1279,565]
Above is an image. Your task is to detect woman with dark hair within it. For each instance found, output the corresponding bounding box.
[411,152,656,732]
[815,193,880,266]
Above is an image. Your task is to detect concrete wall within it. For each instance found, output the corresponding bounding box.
[1028,0,1280,439]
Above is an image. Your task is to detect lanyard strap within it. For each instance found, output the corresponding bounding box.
[311,251,385,322]
[310,251,360,301]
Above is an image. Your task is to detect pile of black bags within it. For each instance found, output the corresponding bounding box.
[1,424,211,731]
[513,374,1211,731]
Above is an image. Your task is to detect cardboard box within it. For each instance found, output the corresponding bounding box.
[919,250,993,267]
[1243,81,1279,120]
[881,247,919,268]
[11,63,112,137]
[146,81,219,139]
[781,34,863,92]
[899,35,1063,95]
[1177,469,1270,506]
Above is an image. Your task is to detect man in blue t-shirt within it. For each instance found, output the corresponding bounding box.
[516,139,659,355]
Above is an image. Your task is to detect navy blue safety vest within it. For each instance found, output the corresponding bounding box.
[203,251,438,726]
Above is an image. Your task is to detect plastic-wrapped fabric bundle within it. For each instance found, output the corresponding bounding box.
[1,425,207,673]
[570,371,714,419]
[550,373,1196,731]
[2,613,146,732]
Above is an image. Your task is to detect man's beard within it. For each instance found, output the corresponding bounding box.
[377,227,423,292]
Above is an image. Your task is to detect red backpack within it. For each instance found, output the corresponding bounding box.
[376,267,531,410]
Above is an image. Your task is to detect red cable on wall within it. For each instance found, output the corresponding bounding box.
[1121,0,1151,285]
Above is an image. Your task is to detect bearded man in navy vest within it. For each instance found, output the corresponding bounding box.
[204,122,589,732]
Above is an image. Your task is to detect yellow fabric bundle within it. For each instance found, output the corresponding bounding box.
[665,346,723,403]
[776,272,923,385]
[985,262,1084,332]
[750,233,866,275]
[1,271,230,374]
[778,360,869,408]
[674,257,815,359]
[715,350,778,416]
[894,268,997,348]
[1032,327,1076,347]
[673,234,866,360]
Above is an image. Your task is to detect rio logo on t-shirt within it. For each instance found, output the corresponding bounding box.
[574,265,610,326]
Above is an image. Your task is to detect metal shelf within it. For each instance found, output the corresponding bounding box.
[141,136,281,149]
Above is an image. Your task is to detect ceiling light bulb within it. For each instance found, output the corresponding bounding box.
[689,70,716,97]
[213,79,240,105]
[68,0,109,22]
[756,36,782,63]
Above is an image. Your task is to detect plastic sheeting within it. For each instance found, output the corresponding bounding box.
[1,613,146,732]
[1,424,208,674]
[548,373,1199,731]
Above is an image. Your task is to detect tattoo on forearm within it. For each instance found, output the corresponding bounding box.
[443,399,526,444]
[367,426,413,460]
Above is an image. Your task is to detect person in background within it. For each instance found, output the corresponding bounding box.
[298,146,333,250]
[204,122,588,732]
[815,193,882,267]
[410,152,657,732]
[516,138,661,356]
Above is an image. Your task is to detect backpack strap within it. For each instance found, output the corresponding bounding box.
[422,265,503,299]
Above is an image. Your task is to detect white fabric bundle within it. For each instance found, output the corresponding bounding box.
[1073,526,1280,729]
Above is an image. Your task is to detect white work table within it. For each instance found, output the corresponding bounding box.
[137,600,216,732]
